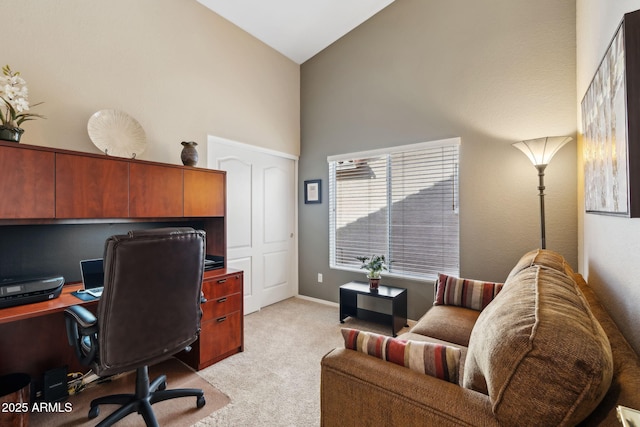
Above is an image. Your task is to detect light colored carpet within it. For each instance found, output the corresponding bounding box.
[30,358,229,427]
[193,296,414,427]
[29,297,411,427]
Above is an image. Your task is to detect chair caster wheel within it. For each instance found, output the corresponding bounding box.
[88,405,100,419]
[197,395,206,408]
[158,381,167,391]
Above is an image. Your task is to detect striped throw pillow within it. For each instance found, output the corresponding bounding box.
[341,328,461,384]
[435,273,503,311]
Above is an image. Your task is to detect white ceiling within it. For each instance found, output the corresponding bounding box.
[197,0,395,64]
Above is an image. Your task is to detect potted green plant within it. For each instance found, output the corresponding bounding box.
[356,254,388,290]
[0,65,44,143]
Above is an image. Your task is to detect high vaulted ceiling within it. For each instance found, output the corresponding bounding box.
[197,0,395,64]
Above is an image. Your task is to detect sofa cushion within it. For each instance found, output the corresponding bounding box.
[463,261,614,425]
[435,274,503,311]
[411,305,480,347]
[573,273,640,425]
[342,328,461,384]
[506,248,575,281]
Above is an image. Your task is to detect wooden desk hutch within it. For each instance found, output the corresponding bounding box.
[0,140,243,390]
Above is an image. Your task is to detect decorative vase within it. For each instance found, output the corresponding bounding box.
[0,126,24,143]
[368,277,380,291]
[181,141,198,166]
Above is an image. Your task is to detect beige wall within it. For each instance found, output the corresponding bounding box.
[577,0,640,353]
[3,0,300,164]
[299,0,577,319]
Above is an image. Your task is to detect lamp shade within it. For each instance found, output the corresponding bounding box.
[512,136,572,167]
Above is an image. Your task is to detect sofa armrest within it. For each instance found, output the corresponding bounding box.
[321,348,497,427]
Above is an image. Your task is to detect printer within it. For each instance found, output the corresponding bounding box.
[0,275,65,308]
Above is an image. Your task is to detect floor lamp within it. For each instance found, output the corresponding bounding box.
[512,136,572,249]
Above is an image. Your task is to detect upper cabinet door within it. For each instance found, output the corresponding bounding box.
[0,145,55,219]
[184,169,225,217]
[129,163,183,217]
[55,153,129,218]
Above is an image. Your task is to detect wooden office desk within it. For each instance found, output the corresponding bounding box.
[0,282,92,325]
[0,283,97,392]
[0,141,237,398]
[0,270,244,397]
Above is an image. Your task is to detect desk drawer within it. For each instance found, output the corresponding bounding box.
[177,269,244,370]
[200,311,242,361]
[202,292,241,320]
[202,273,242,300]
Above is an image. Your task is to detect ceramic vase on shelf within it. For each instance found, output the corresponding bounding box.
[0,126,24,143]
[180,141,198,166]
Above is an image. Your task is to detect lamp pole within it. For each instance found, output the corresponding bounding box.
[536,164,547,250]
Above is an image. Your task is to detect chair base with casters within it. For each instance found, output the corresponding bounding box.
[66,303,208,426]
[88,365,205,427]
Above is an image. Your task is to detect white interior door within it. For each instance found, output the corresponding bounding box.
[208,136,297,314]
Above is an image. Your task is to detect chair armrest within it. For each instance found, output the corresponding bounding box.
[64,305,98,366]
[65,305,97,330]
[321,348,498,427]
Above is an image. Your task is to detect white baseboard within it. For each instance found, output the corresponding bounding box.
[295,294,339,307]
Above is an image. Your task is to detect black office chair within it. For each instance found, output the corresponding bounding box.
[65,227,207,427]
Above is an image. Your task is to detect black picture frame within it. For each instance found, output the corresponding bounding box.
[304,179,322,204]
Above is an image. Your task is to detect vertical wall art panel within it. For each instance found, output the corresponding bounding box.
[582,9,640,217]
[582,25,628,214]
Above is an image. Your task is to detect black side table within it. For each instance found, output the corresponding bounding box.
[339,281,408,337]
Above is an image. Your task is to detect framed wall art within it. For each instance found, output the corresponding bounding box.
[581,9,640,217]
[304,179,322,204]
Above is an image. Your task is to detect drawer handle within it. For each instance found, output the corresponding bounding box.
[217,316,227,323]
[217,297,227,303]
[217,279,227,284]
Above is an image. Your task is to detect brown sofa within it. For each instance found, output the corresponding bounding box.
[321,250,640,426]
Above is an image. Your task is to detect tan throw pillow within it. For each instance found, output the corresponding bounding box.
[341,328,461,384]
[463,265,613,426]
[434,273,503,311]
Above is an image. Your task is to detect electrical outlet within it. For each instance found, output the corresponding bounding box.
[317,273,323,283]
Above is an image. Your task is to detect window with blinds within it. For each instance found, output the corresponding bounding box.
[328,138,460,280]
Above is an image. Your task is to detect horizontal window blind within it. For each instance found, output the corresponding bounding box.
[329,138,460,280]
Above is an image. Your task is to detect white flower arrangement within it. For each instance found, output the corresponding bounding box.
[0,65,44,130]
[356,254,389,279]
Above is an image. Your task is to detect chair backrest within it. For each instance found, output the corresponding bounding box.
[94,227,205,376]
